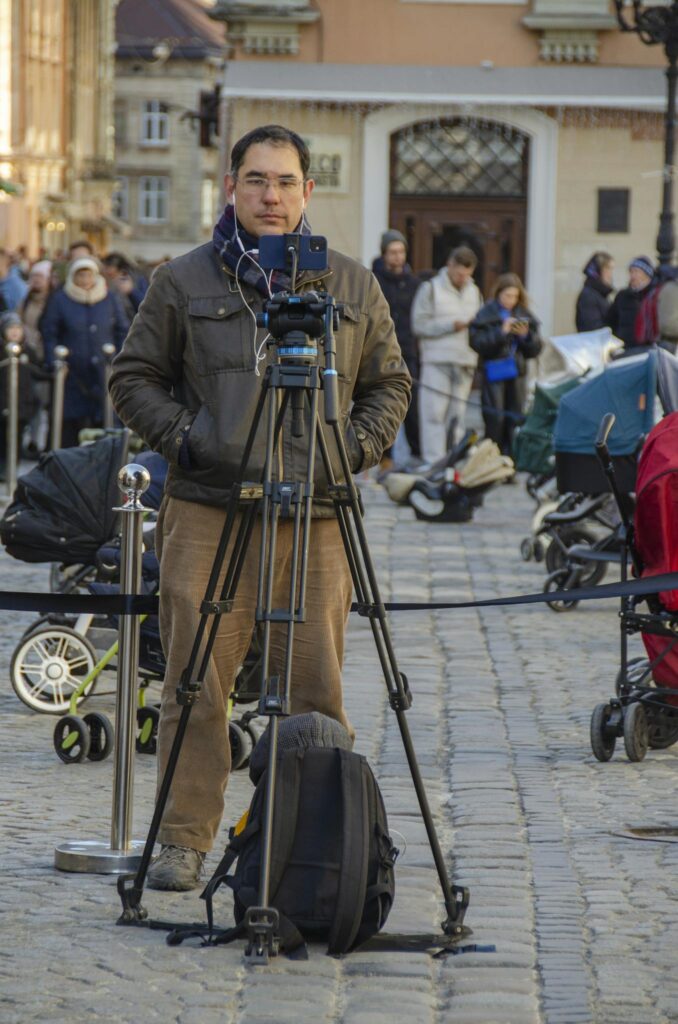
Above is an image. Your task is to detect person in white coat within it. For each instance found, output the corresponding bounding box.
[411,246,482,463]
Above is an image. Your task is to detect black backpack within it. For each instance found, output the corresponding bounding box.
[194,740,397,957]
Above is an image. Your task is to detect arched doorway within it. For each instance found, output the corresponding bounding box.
[389,119,530,296]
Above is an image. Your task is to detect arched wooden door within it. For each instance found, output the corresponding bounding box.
[389,119,530,297]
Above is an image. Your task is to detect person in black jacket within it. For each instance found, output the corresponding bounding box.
[575,251,614,332]
[606,255,655,350]
[469,273,542,456]
[372,229,421,458]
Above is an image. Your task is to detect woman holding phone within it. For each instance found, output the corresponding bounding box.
[469,272,542,456]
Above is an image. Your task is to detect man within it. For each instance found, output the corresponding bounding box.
[109,125,410,891]
[607,255,655,351]
[372,229,421,459]
[101,252,148,320]
[0,249,28,311]
[410,246,482,464]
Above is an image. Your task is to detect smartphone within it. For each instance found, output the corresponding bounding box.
[258,233,328,272]
[512,318,529,330]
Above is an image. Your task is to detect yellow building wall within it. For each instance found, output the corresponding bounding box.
[227,100,364,261]
[230,0,664,70]
[554,114,664,334]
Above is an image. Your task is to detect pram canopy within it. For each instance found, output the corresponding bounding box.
[553,348,678,493]
[0,433,130,565]
[632,412,678,687]
[635,411,678,613]
[538,326,622,380]
[512,375,582,475]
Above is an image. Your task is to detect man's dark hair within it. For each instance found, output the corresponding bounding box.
[68,239,94,256]
[102,251,133,273]
[448,246,478,270]
[230,125,311,179]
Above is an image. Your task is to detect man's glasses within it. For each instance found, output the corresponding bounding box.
[236,174,305,195]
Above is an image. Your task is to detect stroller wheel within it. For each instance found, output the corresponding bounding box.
[519,538,533,562]
[543,570,579,612]
[623,703,649,762]
[646,710,678,750]
[53,715,91,764]
[11,626,98,715]
[590,703,617,762]
[136,706,160,755]
[83,712,114,761]
[544,526,604,583]
[229,721,253,771]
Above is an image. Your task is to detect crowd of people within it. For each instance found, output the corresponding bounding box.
[373,230,542,467]
[2,226,674,482]
[575,250,678,355]
[0,242,159,473]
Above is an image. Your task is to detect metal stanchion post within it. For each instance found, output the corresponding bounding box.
[55,463,151,873]
[5,340,21,497]
[50,345,69,450]
[102,343,116,429]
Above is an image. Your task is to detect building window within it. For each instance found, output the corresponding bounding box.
[114,101,127,148]
[597,188,630,233]
[201,178,217,229]
[392,119,529,198]
[140,100,169,146]
[139,176,169,223]
[112,177,129,221]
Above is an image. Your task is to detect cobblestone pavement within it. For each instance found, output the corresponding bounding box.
[1,475,678,1024]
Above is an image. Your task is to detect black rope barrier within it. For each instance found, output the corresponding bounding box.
[0,570,677,618]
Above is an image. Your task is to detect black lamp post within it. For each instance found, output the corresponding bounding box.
[615,1,678,268]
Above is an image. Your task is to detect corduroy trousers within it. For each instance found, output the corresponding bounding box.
[155,496,354,852]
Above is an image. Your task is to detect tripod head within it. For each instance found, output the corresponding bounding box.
[256,290,343,422]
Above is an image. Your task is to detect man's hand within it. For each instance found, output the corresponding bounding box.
[453,319,469,332]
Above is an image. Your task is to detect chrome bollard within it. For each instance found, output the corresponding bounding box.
[102,343,116,430]
[54,463,150,874]
[51,345,69,450]
[5,341,21,497]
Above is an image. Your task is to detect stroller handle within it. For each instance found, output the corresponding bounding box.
[595,413,616,462]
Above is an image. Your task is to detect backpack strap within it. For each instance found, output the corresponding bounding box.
[268,749,304,904]
[200,817,260,939]
[327,750,370,956]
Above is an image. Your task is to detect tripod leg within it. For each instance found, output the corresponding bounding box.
[314,418,470,935]
[246,386,321,962]
[119,378,275,922]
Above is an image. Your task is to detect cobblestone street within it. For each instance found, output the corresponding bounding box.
[1,475,677,1024]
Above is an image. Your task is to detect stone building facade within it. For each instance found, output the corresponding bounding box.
[109,0,225,262]
[211,0,667,335]
[0,0,118,256]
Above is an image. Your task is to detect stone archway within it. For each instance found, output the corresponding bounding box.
[389,119,529,298]
[362,105,558,332]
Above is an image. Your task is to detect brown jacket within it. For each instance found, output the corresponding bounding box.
[109,242,410,512]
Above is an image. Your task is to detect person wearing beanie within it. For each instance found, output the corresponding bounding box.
[372,229,421,460]
[607,255,656,350]
[39,255,129,446]
[575,251,614,333]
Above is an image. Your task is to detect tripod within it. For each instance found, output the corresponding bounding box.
[118,289,470,961]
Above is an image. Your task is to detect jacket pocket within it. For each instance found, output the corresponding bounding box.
[334,302,361,407]
[188,295,255,374]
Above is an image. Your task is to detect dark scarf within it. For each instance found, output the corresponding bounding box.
[212,204,311,296]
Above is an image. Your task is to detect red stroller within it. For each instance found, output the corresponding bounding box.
[590,412,678,762]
